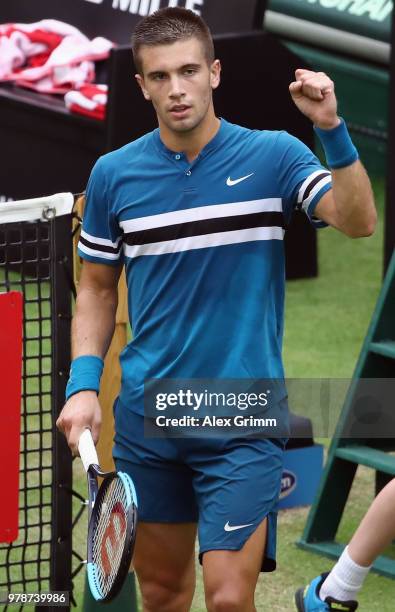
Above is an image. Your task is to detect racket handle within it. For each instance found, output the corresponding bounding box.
[78,429,100,472]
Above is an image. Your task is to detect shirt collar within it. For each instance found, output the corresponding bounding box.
[152,118,230,162]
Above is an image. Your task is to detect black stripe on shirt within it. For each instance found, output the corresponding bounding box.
[297,172,331,210]
[79,235,123,254]
[123,211,285,246]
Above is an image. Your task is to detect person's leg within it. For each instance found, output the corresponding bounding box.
[295,478,395,611]
[320,477,395,602]
[348,477,395,565]
[203,517,267,612]
[133,522,197,612]
[184,435,285,611]
[114,405,200,611]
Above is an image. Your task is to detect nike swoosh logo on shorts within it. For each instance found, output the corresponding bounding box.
[226,173,254,187]
[224,521,254,532]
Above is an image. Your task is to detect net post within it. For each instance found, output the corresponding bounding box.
[47,214,74,611]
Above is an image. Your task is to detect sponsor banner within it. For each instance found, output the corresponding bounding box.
[84,0,205,15]
[279,444,324,510]
[280,469,297,500]
[268,0,392,43]
[0,1,265,43]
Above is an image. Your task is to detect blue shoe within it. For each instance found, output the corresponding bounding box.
[295,573,358,611]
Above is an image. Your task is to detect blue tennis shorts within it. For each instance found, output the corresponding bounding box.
[113,398,286,572]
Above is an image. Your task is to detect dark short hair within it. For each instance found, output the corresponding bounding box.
[132,7,215,74]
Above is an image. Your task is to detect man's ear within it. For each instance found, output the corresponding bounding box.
[210,59,221,90]
[135,74,151,100]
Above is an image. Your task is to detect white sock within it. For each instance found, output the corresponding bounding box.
[319,546,371,602]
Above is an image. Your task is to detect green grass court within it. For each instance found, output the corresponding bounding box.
[1,176,393,610]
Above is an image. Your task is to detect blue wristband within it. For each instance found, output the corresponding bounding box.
[65,355,104,401]
[314,118,359,169]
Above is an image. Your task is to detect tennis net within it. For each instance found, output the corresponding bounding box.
[0,193,84,611]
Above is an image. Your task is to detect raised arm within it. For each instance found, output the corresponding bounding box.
[56,261,122,454]
[289,69,377,238]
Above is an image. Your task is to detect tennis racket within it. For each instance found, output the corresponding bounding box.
[78,429,138,602]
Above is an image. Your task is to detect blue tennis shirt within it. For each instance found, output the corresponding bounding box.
[78,118,332,414]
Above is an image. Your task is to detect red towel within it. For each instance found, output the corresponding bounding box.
[0,19,113,94]
[65,84,108,121]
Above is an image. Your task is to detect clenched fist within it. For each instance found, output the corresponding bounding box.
[289,69,340,131]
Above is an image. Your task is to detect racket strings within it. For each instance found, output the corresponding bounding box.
[92,477,129,596]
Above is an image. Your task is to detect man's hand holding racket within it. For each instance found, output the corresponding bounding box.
[56,390,102,455]
[57,397,138,601]
[77,428,138,601]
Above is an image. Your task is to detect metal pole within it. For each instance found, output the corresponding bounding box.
[384,6,395,271]
[42,215,73,612]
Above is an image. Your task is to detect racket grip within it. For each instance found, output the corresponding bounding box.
[78,429,100,472]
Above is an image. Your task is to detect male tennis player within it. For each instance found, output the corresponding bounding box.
[57,7,376,611]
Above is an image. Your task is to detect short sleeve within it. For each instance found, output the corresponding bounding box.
[77,158,124,266]
[275,131,332,228]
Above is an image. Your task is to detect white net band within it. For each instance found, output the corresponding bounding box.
[0,193,75,224]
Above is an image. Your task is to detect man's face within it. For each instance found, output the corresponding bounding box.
[136,37,221,134]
